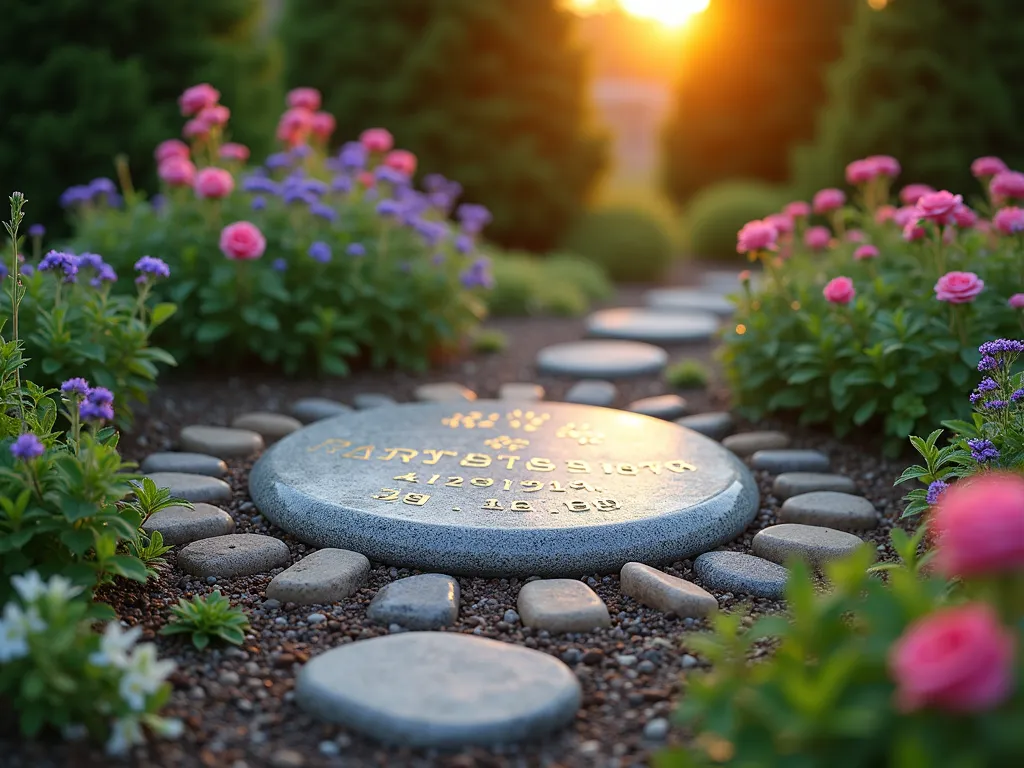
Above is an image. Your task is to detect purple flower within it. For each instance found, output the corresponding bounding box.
[978,339,1024,356]
[977,377,999,392]
[38,250,79,279]
[431,252,446,266]
[376,199,403,219]
[331,175,353,194]
[282,187,317,206]
[346,243,366,258]
[10,433,44,460]
[374,166,410,187]
[926,480,948,505]
[28,224,44,238]
[80,387,114,422]
[134,256,170,279]
[241,176,279,195]
[251,195,267,211]
[984,399,1009,410]
[308,241,332,263]
[87,387,113,405]
[0,263,7,281]
[272,258,288,272]
[59,185,92,208]
[265,152,292,170]
[290,144,312,160]
[89,178,117,198]
[414,220,448,248]
[1011,388,1024,402]
[60,377,90,396]
[20,264,33,277]
[339,142,367,171]
[77,252,104,271]
[302,179,328,196]
[455,234,474,254]
[457,203,493,235]
[978,356,998,372]
[459,257,494,290]
[150,194,166,212]
[967,438,1000,462]
[91,264,117,287]
[309,202,337,222]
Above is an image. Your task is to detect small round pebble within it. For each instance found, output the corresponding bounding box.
[643,718,669,741]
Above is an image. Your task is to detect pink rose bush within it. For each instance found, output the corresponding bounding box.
[934,271,984,303]
[736,220,778,255]
[1010,293,1024,309]
[194,167,234,200]
[219,221,266,260]
[823,276,855,304]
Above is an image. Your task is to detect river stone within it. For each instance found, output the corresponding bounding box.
[536,341,668,379]
[415,382,476,403]
[565,379,617,407]
[517,579,610,633]
[232,412,303,444]
[644,288,734,317]
[291,398,351,424]
[722,431,791,457]
[295,632,581,747]
[180,425,264,459]
[693,551,788,599]
[628,395,688,420]
[772,473,858,499]
[249,401,759,577]
[366,574,460,629]
[141,473,231,504]
[140,452,227,478]
[178,534,291,577]
[499,383,545,402]
[353,393,396,410]
[586,308,719,344]
[266,549,370,605]
[779,492,877,530]
[752,524,868,568]
[750,449,830,474]
[619,562,717,618]
[676,412,734,441]
[141,503,235,545]
[702,270,762,294]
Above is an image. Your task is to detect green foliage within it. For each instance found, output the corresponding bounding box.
[161,591,250,650]
[562,207,672,283]
[487,250,611,317]
[281,0,607,251]
[471,328,507,355]
[666,359,710,390]
[685,180,792,261]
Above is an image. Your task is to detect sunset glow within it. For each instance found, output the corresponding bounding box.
[570,0,710,29]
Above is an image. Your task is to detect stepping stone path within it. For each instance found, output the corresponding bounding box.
[586,308,719,344]
[267,549,370,605]
[231,412,302,444]
[564,379,617,406]
[619,562,717,618]
[291,398,351,424]
[180,425,264,459]
[367,573,460,630]
[142,503,235,545]
[414,382,477,403]
[628,394,688,420]
[178,534,290,578]
[702,270,761,294]
[140,452,227,478]
[752,524,868,568]
[676,412,734,440]
[353,393,396,410]
[536,340,668,379]
[772,472,858,499]
[295,633,581,748]
[644,288,734,317]
[780,492,878,530]
[499,382,545,401]
[750,449,830,474]
[694,551,788,599]
[722,431,791,457]
[517,579,610,633]
[141,473,231,504]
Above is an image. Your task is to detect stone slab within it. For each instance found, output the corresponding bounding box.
[564,380,617,407]
[291,398,352,424]
[517,579,610,633]
[772,473,858,499]
[499,383,545,402]
[693,551,788,600]
[142,503,235,546]
[353,393,396,410]
[619,562,717,618]
[644,288,735,317]
[232,412,303,444]
[266,549,371,605]
[586,308,719,344]
[178,534,290,577]
[752,524,867,568]
[701,270,762,294]
[779,492,877,530]
[367,573,460,630]
[536,341,668,379]
[722,431,790,457]
[140,452,227,478]
[180,425,264,459]
[295,632,581,747]
[628,395,688,420]
[249,401,759,577]
[141,473,232,504]
[750,449,830,474]
[414,383,477,403]
[676,412,734,441]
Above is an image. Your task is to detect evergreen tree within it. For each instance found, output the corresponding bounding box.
[282,0,606,251]
[662,0,854,205]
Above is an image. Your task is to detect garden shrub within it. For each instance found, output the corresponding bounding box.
[666,359,709,390]
[685,180,791,261]
[487,250,610,317]
[562,207,673,283]
[161,591,250,650]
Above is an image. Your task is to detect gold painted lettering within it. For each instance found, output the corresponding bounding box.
[525,457,556,473]
[460,453,492,468]
[568,480,593,491]
[426,474,440,485]
[470,477,494,488]
[307,438,353,454]
[343,445,374,460]
[565,500,591,513]
[497,454,521,470]
[379,448,419,463]
[402,493,430,506]
[371,488,400,501]
[616,463,638,476]
[567,460,591,474]
[482,499,504,511]
[665,460,698,474]
[421,449,457,465]
[548,481,567,492]
[639,461,662,475]
[445,477,464,487]
[595,498,621,511]
[510,501,534,512]
[520,480,543,493]
[394,472,418,483]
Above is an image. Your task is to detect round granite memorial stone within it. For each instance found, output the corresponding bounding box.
[536,341,667,379]
[250,401,758,577]
[586,308,719,344]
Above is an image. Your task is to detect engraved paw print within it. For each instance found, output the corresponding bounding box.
[555,422,605,446]
[505,409,550,433]
[442,411,500,429]
[483,435,530,452]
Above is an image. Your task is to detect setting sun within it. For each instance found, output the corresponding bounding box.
[620,0,710,28]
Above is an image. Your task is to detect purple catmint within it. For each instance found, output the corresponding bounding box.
[376,199,403,219]
[59,185,92,208]
[38,250,79,279]
[61,377,91,396]
[331,175,352,194]
[346,243,366,258]
[339,142,367,171]
[926,480,948,505]
[414,220,448,248]
[91,265,117,287]
[282,188,317,206]
[308,241,332,264]
[977,377,999,392]
[374,166,410,187]
[455,234,474,255]
[241,176,279,195]
[134,256,170,279]
[10,433,44,460]
[251,196,267,211]
[80,387,115,422]
[309,202,337,222]
[302,179,328,196]
[970,393,983,405]
[265,152,292,170]
[89,178,117,198]
[984,399,1009,410]
[28,224,44,237]
[978,356,998,372]
[272,258,288,272]
[967,438,1000,462]
[1011,388,1024,402]
[978,339,1024,356]
[459,257,494,290]
[456,203,493,235]
[20,264,33,277]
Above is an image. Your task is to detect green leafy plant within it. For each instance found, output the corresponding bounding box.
[666,359,710,390]
[161,591,250,650]
[487,250,611,317]
[684,179,791,260]
[471,328,507,354]
[562,206,673,283]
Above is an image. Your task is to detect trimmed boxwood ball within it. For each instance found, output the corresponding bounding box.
[487,251,610,317]
[685,181,791,261]
[562,207,673,283]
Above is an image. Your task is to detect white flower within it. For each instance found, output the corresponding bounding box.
[119,643,174,711]
[0,602,46,662]
[43,574,84,603]
[105,716,144,756]
[145,715,184,739]
[89,622,142,669]
[11,571,46,603]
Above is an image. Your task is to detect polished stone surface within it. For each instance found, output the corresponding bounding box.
[644,288,734,317]
[536,341,668,379]
[586,308,719,344]
[353,393,397,410]
[722,431,791,457]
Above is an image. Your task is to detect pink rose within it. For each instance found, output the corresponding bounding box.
[845,159,877,185]
[952,204,978,228]
[990,170,1024,200]
[854,244,879,260]
[893,205,919,228]
[899,183,935,206]
[155,139,189,164]
[845,229,866,243]
[934,271,984,303]
[158,156,196,187]
[1009,293,1024,309]
[890,604,1015,713]
[219,221,266,261]
[276,108,313,147]
[804,225,831,251]
[194,167,235,199]
[736,220,779,254]
[972,156,1008,178]
[813,188,845,214]
[902,221,927,242]
[738,270,752,282]
[219,143,250,162]
[311,111,336,140]
[867,155,901,178]
[993,206,1024,235]
[916,190,962,222]
[930,473,1024,578]
[198,105,230,127]
[357,171,376,188]
[183,118,211,140]
[360,128,394,153]
[179,83,220,117]
[763,212,794,236]
[784,201,811,219]
[287,87,322,112]
[823,276,855,304]
[875,205,897,224]
[384,149,417,176]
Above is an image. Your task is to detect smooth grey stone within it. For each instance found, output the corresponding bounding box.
[694,551,788,599]
[564,379,617,406]
[701,270,762,294]
[537,341,668,379]
[722,431,790,457]
[619,562,717,618]
[267,549,370,605]
[180,425,264,459]
[586,308,719,344]
[140,452,227,478]
[772,473,858,499]
[367,574,459,629]
[752,524,867,568]
[414,382,476,403]
[750,449,829,474]
[353,393,396,410]
[291,398,351,424]
[141,472,231,504]
[231,412,303,444]
[644,288,734,317]
[628,395,688,420]
[141,503,235,546]
[178,534,290,577]
[517,579,610,633]
[249,401,759,578]
[295,632,581,747]
[499,383,544,402]
[676,412,734,441]
[779,492,877,530]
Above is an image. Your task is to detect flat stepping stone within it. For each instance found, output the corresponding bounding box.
[291,398,351,424]
[499,383,544,402]
[140,452,227,477]
[779,492,877,530]
[701,270,762,294]
[414,383,476,403]
[773,472,857,499]
[644,288,734,317]
[141,503,235,545]
[180,425,264,459]
[586,308,719,344]
[750,449,829,474]
[141,472,231,504]
[564,379,617,406]
[676,412,734,440]
[367,573,459,630]
[619,562,717,618]
[628,394,687,420]
[178,534,290,577]
[517,579,610,633]
[353,393,396,410]
[536,341,668,379]
[722,431,790,457]
[295,632,581,747]
[231,412,302,444]
[266,549,370,605]
[752,524,867,568]
[694,551,788,600]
